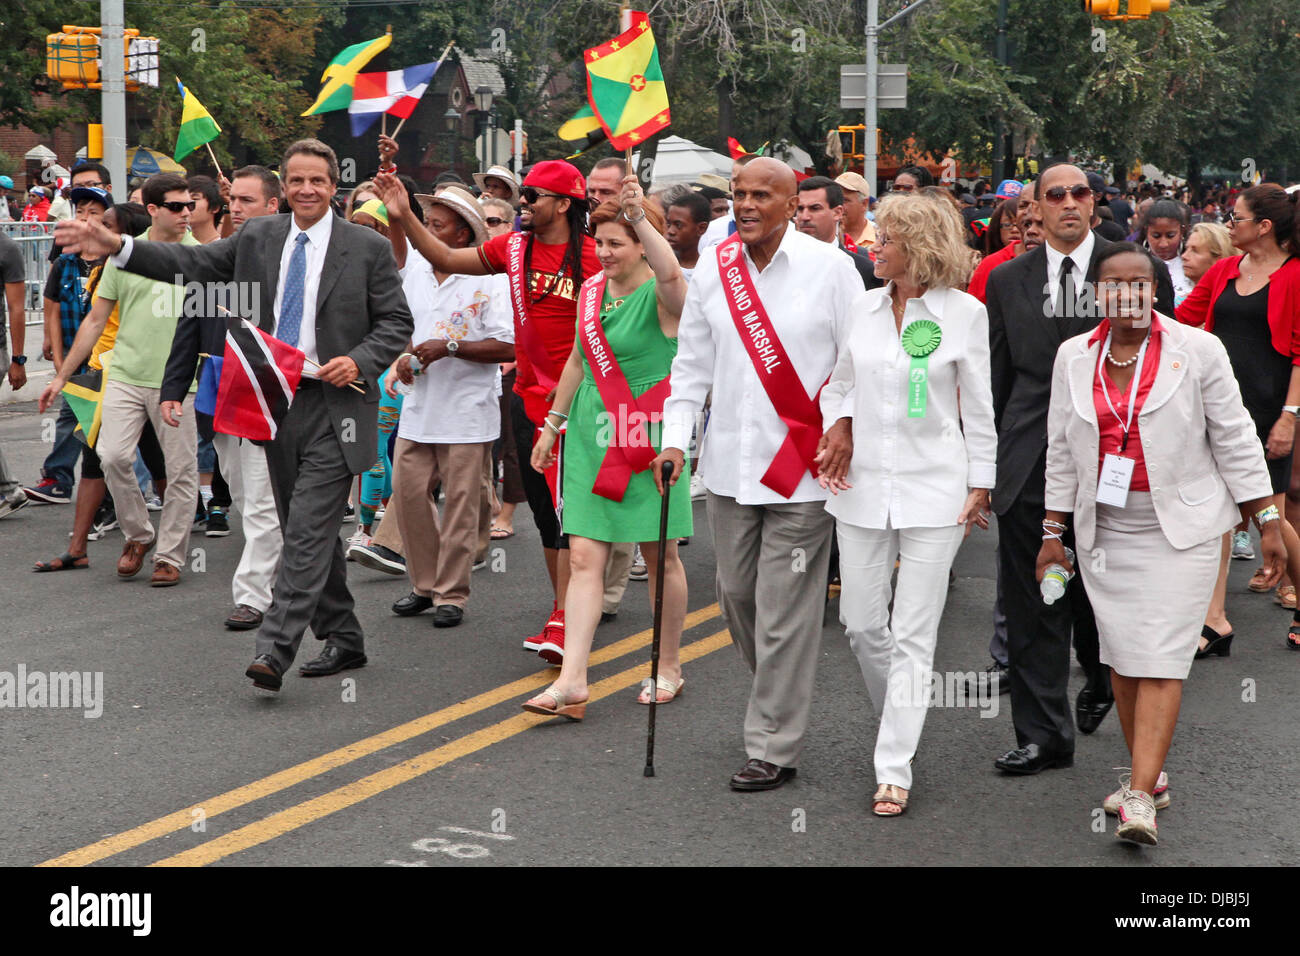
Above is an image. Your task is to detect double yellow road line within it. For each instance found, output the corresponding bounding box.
[40,604,728,868]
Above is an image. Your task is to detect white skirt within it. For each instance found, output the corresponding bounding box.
[1077,492,1220,679]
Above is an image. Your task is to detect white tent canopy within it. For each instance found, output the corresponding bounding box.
[633,135,731,188]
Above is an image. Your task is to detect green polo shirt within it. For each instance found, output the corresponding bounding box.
[95,228,201,390]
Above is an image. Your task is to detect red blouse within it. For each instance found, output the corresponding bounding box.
[1089,316,1165,493]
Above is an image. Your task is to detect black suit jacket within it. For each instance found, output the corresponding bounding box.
[839,240,882,291]
[124,213,412,474]
[986,236,1175,512]
[161,272,228,406]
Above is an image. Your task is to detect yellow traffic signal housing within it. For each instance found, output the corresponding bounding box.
[1084,0,1170,20]
[1083,1,1120,17]
[46,25,159,91]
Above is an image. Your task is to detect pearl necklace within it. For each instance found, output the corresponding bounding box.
[1106,331,1150,367]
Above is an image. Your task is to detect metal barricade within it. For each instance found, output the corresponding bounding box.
[1,222,57,329]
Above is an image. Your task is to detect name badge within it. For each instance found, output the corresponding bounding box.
[1097,454,1135,507]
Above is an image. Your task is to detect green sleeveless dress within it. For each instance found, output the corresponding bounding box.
[561,278,693,542]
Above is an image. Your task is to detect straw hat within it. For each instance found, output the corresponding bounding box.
[472,164,520,204]
[424,184,489,245]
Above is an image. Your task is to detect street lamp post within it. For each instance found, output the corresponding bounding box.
[474,85,495,173]
[444,107,460,175]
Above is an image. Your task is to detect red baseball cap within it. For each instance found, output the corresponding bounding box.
[522,160,586,201]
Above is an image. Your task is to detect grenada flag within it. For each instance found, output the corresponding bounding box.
[584,11,670,149]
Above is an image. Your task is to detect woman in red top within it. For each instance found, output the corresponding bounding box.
[1176,183,1300,651]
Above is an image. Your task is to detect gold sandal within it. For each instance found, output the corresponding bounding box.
[522,686,587,721]
[872,784,909,817]
[1276,585,1297,610]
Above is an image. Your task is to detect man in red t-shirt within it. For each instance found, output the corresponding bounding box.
[377,160,599,651]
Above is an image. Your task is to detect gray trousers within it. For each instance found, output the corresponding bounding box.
[707,492,834,768]
[256,383,363,670]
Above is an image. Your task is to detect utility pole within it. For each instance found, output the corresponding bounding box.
[992,0,1008,185]
[101,0,127,191]
[864,0,931,195]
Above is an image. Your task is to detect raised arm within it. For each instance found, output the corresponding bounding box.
[619,175,686,327]
[374,172,486,276]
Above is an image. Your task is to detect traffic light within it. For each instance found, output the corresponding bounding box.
[1083,1,1170,20]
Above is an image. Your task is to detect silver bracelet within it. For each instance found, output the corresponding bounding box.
[621,208,646,225]
[543,419,563,436]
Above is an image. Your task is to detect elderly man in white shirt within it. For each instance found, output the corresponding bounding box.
[655,157,864,792]
[383,187,515,629]
[818,191,996,816]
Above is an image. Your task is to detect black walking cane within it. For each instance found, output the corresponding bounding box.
[644,459,676,777]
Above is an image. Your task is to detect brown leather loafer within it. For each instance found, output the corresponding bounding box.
[149,560,181,587]
[729,758,797,792]
[225,604,264,630]
[117,538,152,578]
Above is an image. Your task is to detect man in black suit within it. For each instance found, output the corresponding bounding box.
[56,139,412,694]
[987,163,1174,773]
[795,176,880,290]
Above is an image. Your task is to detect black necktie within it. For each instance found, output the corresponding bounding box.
[1057,256,1077,329]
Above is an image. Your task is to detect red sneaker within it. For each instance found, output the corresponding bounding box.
[522,605,559,652]
[536,610,566,665]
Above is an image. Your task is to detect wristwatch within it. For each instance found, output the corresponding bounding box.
[11,354,25,366]
[445,339,460,355]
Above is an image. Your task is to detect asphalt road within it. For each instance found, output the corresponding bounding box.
[2,397,1297,868]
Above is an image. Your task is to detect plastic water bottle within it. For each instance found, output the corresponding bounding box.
[1040,546,1076,605]
[393,353,421,397]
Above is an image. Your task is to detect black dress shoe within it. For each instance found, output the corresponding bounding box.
[299,645,367,677]
[392,592,433,617]
[600,611,618,624]
[729,758,797,791]
[1076,684,1114,735]
[966,661,1010,697]
[225,604,264,631]
[432,604,464,628]
[994,743,1074,775]
[245,654,283,691]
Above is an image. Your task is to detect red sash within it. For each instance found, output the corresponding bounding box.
[505,233,563,392]
[715,234,823,498]
[576,273,671,501]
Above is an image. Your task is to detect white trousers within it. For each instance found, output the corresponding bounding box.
[837,519,965,790]
[212,432,282,612]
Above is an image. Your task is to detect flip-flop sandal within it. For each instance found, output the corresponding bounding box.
[636,675,684,705]
[521,685,587,721]
[490,526,514,539]
[34,552,89,572]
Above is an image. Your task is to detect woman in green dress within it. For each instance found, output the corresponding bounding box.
[524,175,691,719]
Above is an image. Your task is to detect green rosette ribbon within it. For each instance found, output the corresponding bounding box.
[900,318,942,418]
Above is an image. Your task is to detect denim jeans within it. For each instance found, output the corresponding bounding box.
[40,398,82,491]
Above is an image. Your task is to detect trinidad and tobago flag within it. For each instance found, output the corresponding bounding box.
[213,316,305,441]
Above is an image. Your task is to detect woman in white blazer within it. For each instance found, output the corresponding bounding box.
[818,192,996,817]
[1040,243,1285,846]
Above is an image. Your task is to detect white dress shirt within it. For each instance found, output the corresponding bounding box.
[663,224,866,505]
[699,209,736,254]
[1044,230,1095,315]
[820,284,996,529]
[397,264,513,444]
[272,213,333,376]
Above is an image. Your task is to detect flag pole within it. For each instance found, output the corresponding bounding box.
[204,142,223,180]
[389,41,454,140]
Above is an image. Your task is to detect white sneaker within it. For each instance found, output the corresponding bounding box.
[690,473,706,501]
[629,544,648,581]
[0,488,29,519]
[1105,770,1169,815]
[145,495,163,512]
[345,527,372,562]
[1231,530,1255,560]
[1115,786,1159,845]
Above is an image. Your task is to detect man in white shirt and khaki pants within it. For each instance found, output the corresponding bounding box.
[655,158,863,791]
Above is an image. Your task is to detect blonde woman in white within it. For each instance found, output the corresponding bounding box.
[818,192,996,817]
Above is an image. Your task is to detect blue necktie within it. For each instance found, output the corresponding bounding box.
[279,232,309,347]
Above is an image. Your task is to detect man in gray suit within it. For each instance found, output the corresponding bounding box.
[55,139,412,692]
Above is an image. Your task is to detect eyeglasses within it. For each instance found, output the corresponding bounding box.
[74,180,105,189]
[485,217,508,227]
[520,187,564,204]
[1225,214,1256,226]
[158,200,197,213]
[1041,185,1092,204]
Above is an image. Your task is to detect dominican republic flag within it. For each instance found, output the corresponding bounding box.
[348,61,440,136]
[213,316,305,441]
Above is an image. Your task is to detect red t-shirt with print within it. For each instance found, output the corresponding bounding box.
[478,231,600,424]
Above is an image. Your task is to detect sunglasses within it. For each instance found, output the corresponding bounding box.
[158,200,197,213]
[1225,214,1256,226]
[1042,185,1092,204]
[520,187,564,204]
[485,216,508,227]
[892,183,916,192]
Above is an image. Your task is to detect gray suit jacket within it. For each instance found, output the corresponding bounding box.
[124,213,412,473]
[1045,317,1272,551]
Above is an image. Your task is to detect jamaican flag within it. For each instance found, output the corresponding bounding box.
[61,350,113,448]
